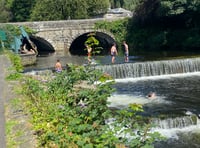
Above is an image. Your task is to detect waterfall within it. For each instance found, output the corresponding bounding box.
[152,115,199,129]
[96,58,200,79]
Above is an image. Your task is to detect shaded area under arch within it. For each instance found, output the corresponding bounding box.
[69,32,115,56]
[29,36,55,55]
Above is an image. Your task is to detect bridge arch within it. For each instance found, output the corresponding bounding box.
[69,31,115,56]
[5,18,122,55]
[30,36,55,55]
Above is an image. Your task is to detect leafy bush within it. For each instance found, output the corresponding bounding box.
[21,64,164,147]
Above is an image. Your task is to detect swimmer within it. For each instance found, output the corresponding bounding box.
[147,92,156,99]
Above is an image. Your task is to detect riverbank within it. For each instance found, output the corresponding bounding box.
[0,55,7,148]
[0,55,37,147]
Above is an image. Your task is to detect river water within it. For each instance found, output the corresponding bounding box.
[97,56,200,148]
[24,53,200,148]
[108,73,200,148]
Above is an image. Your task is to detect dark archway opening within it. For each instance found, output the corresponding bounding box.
[69,32,115,56]
[29,36,55,56]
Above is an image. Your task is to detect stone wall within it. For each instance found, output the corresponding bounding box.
[20,53,36,66]
[5,18,121,54]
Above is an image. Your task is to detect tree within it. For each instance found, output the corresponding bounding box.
[87,0,110,17]
[127,0,200,52]
[123,0,142,11]
[31,0,61,21]
[9,0,36,22]
[133,0,161,26]
[158,0,200,27]
[31,0,109,21]
[0,0,11,22]
[84,33,103,56]
[69,0,88,19]
[109,0,124,8]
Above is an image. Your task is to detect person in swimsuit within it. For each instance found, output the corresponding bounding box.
[86,44,92,64]
[123,41,129,62]
[55,59,62,72]
[110,43,118,64]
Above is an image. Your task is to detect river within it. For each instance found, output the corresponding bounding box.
[24,52,200,148]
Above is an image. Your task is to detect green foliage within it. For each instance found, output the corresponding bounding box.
[6,71,22,80]
[95,18,129,54]
[124,0,143,11]
[160,0,200,16]
[6,120,19,147]
[2,0,110,22]
[9,0,36,22]
[110,0,143,11]
[0,24,36,50]
[6,50,23,72]
[31,0,70,21]
[0,24,20,49]
[20,64,163,147]
[84,33,103,55]
[126,0,200,53]
[112,104,165,148]
[21,65,116,147]
[5,50,23,80]
[87,0,110,17]
[0,24,21,36]
[30,0,109,21]
[0,0,11,23]
[70,0,88,19]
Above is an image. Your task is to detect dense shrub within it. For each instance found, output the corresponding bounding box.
[21,64,164,147]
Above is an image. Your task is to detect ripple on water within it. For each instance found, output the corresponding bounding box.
[107,94,171,109]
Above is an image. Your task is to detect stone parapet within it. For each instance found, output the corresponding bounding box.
[20,53,37,66]
[2,18,120,55]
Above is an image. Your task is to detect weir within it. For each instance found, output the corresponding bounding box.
[96,57,200,79]
[152,115,199,129]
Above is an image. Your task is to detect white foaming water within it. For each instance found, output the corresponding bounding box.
[107,94,169,109]
[24,70,37,75]
[151,117,200,139]
[114,71,200,83]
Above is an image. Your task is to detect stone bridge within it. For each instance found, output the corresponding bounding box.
[9,18,122,56]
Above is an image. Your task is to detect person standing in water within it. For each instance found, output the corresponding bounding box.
[55,59,62,72]
[123,41,129,62]
[110,43,118,64]
[86,44,92,64]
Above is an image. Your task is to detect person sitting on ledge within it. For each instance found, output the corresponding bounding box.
[29,49,35,54]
